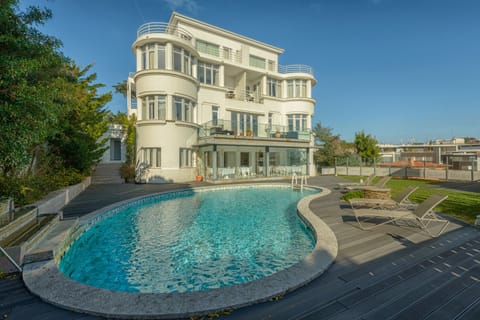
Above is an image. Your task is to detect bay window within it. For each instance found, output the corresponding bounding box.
[267,78,282,97]
[287,79,307,98]
[287,114,307,131]
[141,95,166,120]
[173,46,192,75]
[198,61,219,85]
[173,96,194,122]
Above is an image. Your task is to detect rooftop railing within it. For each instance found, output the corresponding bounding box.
[278,64,314,75]
[137,22,194,44]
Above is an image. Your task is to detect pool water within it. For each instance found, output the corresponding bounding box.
[59,186,317,293]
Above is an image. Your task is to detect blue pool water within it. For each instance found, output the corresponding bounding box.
[59,186,317,293]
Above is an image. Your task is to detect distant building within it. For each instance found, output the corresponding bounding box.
[127,12,317,183]
[378,138,480,171]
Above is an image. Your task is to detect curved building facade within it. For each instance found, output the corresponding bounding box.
[128,13,317,183]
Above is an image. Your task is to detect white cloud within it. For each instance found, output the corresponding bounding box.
[161,0,199,13]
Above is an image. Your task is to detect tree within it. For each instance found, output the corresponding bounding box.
[354,130,380,164]
[48,64,111,174]
[313,123,352,166]
[113,80,128,98]
[0,0,67,176]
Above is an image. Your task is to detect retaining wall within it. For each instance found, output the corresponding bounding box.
[33,177,91,214]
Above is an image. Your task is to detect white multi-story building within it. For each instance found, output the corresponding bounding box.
[127,12,317,183]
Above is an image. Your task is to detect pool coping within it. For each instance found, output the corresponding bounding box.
[23,183,337,319]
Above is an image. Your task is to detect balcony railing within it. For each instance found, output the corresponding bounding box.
[199,119,311,141]
[137,22,194,44]
[198,46,243,64]
[225,88,262,103]
[278,64,314,75]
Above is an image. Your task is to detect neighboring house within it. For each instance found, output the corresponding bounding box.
[127,12,317,183]
[99,124,126,163]
[378,139,480,171]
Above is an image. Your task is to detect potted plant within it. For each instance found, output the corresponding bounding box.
[246,129,252,136]
[239,131,244,136]
[274,131,282,138]
[119,163,136,183]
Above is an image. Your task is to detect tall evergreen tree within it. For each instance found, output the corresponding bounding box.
[0,0,66,175]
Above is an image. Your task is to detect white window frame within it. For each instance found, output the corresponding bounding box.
[172,96,194,122]
[197,61,219,85]
[142,148,161,168]
[179,148,194,167]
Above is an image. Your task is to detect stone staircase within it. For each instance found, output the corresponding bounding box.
[91,163,124,184]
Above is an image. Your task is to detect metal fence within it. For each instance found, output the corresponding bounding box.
[319,164,480,182]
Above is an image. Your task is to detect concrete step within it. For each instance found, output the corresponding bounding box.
[91,163,124,184]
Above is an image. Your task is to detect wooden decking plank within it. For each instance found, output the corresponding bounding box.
[392,265,480,320]
[456,298,480,320]
[362,257,480,320]
[333,231,480,284]
[423,281,480,320]
[296,301,348,320]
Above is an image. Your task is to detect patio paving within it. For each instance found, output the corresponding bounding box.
[1,176,480,319]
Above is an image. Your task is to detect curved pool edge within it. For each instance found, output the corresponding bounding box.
[23,184,338,319]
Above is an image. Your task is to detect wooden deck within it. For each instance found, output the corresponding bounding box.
[1,176,480,319]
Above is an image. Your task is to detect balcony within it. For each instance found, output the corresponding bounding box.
[136,22,194,45]
[199,119,311,141]
[225,89,262,103]
[278,64,314,75]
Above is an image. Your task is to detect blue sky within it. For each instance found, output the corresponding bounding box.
[19,0,480,144]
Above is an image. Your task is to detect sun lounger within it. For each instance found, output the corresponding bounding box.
[351,193,449,237]
[347,176,391,190]
[337,174,375,188]
[349,185,418,209]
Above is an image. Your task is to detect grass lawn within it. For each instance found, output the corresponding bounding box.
[340,176,480,225]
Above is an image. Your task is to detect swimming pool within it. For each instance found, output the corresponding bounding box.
[59,185,317,293]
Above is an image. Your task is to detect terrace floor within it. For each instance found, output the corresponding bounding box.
[1,176,480,319]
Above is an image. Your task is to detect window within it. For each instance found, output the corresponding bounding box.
[197,61,219,85]
[140,95,166,120]
[224,151,235,167]
[196,39,219,56]
[288,149,306,166]
[287,79,307,98]
[231,112,258,136]
[223,47,231,60]
[287,114,307,131]
[240,152,250,166]
[179,148,193,167]
[172,96,194,122]
[173,46,191,75]
[142,148,161,167]
[148,45,155,69]
[157,44,166,69]
[140,44,166,70]
[249,55,266,69]
[212,106,219,126]
[267,60,275,72]
[267,78,282,97]
[141,47,147,70]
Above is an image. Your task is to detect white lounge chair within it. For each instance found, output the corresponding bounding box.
[351,193,449,237]
[349,185,418,209]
